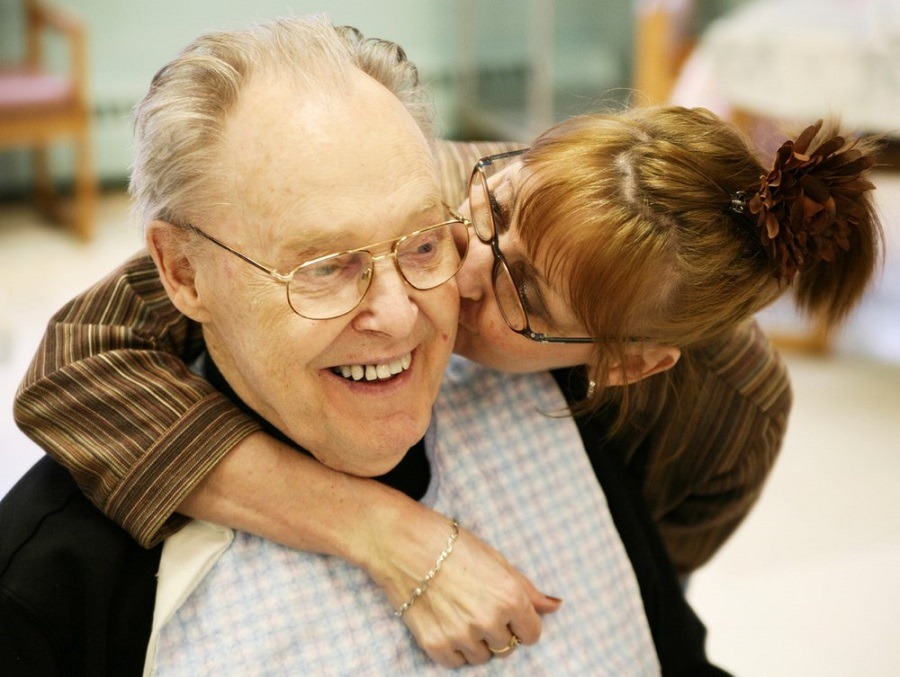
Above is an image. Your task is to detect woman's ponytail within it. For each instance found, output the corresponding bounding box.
[733,119,884,328]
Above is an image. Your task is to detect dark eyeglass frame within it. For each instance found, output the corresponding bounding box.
[469,149,599,344]
[180,203,471,320]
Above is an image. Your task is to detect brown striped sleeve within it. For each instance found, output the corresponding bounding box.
[14,252,263,547]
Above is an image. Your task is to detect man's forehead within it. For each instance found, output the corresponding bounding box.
[212,64,442,250]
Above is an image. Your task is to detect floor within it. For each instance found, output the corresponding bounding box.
[1,179,899,676]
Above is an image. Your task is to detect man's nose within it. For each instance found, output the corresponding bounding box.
[350,255,418,336]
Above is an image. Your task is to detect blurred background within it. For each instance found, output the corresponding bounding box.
[1,1,898,675]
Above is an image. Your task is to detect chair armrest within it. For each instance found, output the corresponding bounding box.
[30,1,84,36]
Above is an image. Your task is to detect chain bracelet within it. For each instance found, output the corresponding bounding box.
[394,519,460,618]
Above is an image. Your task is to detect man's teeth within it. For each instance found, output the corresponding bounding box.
[337,353,412,382]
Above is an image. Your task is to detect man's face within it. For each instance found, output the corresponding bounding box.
[188,71,457,477]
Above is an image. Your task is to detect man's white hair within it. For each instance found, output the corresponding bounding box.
[129,15,433,231]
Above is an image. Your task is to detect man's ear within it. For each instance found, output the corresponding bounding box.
[146,220,211,322]
[605,344,681,386]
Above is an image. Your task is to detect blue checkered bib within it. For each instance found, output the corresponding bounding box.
[149,357,659,675]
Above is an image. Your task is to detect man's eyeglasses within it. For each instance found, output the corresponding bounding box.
[182,203,471,320]
[468,149,597,344]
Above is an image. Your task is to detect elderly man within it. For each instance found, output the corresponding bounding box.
[1,15,728,676]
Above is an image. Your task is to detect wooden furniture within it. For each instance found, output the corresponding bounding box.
[632,0,696,106]
[0,0,97,240]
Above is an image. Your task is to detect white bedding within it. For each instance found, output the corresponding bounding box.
[687,0,900,136]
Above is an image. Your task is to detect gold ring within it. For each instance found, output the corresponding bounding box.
[488,634,520,655]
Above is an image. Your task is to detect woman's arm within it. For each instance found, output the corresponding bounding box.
[14,252,246,544]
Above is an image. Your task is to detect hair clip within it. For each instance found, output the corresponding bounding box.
[729,190,748,214]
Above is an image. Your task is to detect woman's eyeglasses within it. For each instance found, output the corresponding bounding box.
[468,149,598,344]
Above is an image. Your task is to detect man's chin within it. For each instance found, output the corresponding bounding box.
[309,411,432,478]
[314,447,408,479]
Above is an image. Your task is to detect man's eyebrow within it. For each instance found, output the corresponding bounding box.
[279,230,351,262]
[275,198,445,264]
[389,195,445,225]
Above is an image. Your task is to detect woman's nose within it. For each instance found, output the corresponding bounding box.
[456,236,493,302]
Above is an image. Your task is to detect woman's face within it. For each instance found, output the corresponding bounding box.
[453,161,595,373]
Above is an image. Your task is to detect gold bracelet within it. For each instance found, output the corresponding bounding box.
[394,519,460,618]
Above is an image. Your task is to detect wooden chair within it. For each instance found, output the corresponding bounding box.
[632,0,696,106]
[0,0,97,240]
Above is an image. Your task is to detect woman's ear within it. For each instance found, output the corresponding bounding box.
[605,344,681,386]
[145,221,211,322]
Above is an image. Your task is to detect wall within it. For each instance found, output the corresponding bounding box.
[0,0,675,193]
[1,0,461,191]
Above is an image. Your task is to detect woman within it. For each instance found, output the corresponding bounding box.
[456,109,879,566]
[13,37,881,670]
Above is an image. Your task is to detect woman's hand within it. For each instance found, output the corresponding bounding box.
[363,499,562,668]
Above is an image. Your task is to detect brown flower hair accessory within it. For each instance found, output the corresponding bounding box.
[745,120,876,283]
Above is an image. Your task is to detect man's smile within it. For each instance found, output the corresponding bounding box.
[330,351,413,382]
